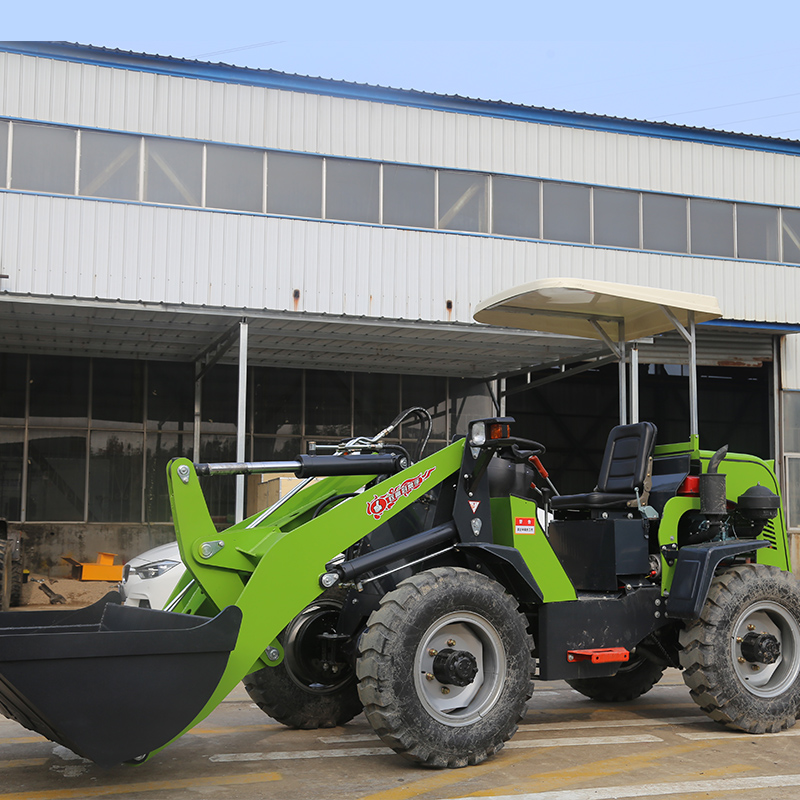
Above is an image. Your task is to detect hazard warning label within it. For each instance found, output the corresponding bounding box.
[515,517,537,535]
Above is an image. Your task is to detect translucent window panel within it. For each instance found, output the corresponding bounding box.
[199,435,236,521]
[594,188,639,248]
[782,208,800,264]
[787,457,800,530]
[0,120,8,185]
[206,144,263,212]
[0,354,26,424]
[266,152,322,218]
[542,183,590,243]
[88,431,143,522]
[383,164,435,228]
[400,375,448,441]
[147,361,195,432]
[0,430,24,520]
[305,371,351,438]
[439,171,488,232]
[642,193,688,253]
[79,130,140,200]
[26,431,87,521]
[736,204,779,261]
[92,359,144,428]
[252,436,302,462]
[201,364,238,433]
[326,159,380,223]
[144,137,202,206]
[785,393,800,453]
[145,431,193,522]
[492,176,540,238]
[253,367,302,436]
[11,122,76,194]
[690,198,734,257]
[354,373,400,434]
[29,356,89,425]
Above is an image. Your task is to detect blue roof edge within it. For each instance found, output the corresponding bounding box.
[4,41,800,157]
[701,320,800,334]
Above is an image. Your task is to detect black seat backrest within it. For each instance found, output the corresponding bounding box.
[596,422,657,494]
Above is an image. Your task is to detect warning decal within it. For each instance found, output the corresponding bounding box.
[515,517,537,535]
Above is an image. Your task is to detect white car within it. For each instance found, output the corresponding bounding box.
[119,541,185,609]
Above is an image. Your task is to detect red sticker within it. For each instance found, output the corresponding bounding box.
[515,517,537,535]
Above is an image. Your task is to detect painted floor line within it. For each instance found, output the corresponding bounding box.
[678,727,800,741]
[443,773,800,800]
[212,733,663,762]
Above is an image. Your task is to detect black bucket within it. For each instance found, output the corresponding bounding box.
[0,593,241,767]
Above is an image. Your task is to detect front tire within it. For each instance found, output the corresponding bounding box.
[356,567,533,768]
[679,564,800,733]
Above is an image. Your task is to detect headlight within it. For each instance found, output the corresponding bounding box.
[132,559,180,580]
[468,421,487,446]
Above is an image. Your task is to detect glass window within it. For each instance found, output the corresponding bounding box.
[144,137,202,206]
[0,120,8,186]
[400,375,448,442]
[29,356,89,426]
[88,431,143,522]
[206,144,263,213]
[11,122,76,194]
[594,188,639,248]
[305,371,351,438]
[354,373,400,434]
[199,434,236,521]
[326,159,379,223]
[147,361,195,432]
[383,164,435,228]
[787,457,800,530]
[253,367,302,436]
[79,130,140,200]
[252,436,301,462]
[0,354,26,425]
[0,429,24,520]
[92,359,144,429]
[642,193,687,253]
[492,176,539,238]
[736,204,779,261]
[782,208,800,264]
[145,431,193,522]
[542,182,590,243]
[201,364,238,433]
[439,171,488,232]
[691,198,734,257]
[26,431,87,521]
[786,392,800,454]
[266,151,322,218]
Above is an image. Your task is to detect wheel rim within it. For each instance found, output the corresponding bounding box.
[283,601,352,695]
[730,600,800,698]
[413,611,506,726]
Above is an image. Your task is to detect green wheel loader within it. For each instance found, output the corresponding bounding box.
[1,279,799,769]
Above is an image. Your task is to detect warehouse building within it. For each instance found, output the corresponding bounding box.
[1,41,800,569]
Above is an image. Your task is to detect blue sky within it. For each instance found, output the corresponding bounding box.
[8,0,800,138]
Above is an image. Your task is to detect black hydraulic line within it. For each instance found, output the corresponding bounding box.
[331,521,458,582]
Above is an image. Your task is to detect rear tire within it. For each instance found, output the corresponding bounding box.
[244,592,362,729]
[356,567,533,768]
[566,653,665,702]
[679,564,800,733]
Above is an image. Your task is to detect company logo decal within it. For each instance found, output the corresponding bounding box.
[515,517,537,535]
[366,467,436,520]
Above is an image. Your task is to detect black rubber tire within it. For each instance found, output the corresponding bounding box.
[0,541,22,608]
[243,593,362,729]
[679,563,800,734]
[356,566,534,768]
[566,653,666,702]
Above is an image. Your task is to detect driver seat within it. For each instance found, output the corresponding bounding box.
[550,422,657,512]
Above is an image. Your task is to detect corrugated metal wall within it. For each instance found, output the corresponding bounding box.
[783,334,800,390]
[3,192,800,326]
[4,51,800,207]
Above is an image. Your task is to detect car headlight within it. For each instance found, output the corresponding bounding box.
[132,559,181,580]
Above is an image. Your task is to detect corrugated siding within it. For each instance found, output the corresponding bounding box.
[4,192,800,326]
[783,334,800,390]
[4,52,800,207]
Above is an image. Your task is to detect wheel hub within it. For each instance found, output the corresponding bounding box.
[740,631,781,665]
[432,648,479,687]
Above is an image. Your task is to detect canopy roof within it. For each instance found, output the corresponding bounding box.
[473,278,722,342]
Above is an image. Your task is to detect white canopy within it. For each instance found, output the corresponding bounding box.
[474,278,722,342]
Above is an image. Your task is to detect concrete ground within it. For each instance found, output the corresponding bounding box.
[3,669,800,800]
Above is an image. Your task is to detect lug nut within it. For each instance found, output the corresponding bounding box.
[428,648,438,657]
[441,687,450,694]
[425,672,434,682]
[737,637,743,643]
[748,624,756,631]
[447,639,456,647]
[738,656,746,663]
[751,664,760,671]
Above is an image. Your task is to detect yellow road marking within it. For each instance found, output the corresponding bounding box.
[0,771,281,800]
[0,758,49,768]
[0,736,48,744]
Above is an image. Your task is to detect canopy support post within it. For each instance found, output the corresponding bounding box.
[630,343,639,424]
[618,322,627,425]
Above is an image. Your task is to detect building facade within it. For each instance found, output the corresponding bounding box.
[1,42,800,570]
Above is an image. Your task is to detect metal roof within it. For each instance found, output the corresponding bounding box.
[3,42,800,156]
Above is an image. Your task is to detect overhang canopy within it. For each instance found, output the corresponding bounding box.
[474,278,722,341]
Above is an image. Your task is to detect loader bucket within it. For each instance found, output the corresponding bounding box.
[0,592,241,767]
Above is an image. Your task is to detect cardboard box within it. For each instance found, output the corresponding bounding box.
[246,474,311,517]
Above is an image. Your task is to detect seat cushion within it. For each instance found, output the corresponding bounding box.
[550,491,637,510]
